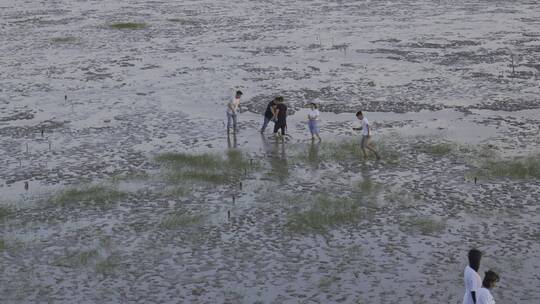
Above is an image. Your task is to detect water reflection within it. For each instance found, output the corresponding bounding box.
[307,139,321,169]
[261,134,288,182]
[227,132,237,149]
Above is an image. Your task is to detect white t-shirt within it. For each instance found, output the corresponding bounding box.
[308,109,320,121]
[477,288,495,304]
[227,98,240,114]
[361,117,370,136]
[463,266,482,304]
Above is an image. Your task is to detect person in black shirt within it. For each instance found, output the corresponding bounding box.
[273,96,287,138]
[261,97,277,133]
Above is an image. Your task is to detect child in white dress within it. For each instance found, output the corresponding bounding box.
[477,270,500,304]
[307,103,321,141]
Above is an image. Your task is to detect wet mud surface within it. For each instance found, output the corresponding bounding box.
[1,0,540,303]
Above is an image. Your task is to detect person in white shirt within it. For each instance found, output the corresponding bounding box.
[307,103,321,141]
[463,249,483,304]
[226,90,243,133]
[477,270,500,304]
[353,111,380,160]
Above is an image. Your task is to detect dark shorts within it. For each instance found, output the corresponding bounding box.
[274,123,286,135]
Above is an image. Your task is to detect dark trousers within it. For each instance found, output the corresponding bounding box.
[274,122,286,135]
[261,116,272,132]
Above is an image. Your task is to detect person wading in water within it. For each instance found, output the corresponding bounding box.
[261,97,277,133]
[273,96,287,139]
[226,90,243,133]
[353,111,380,160]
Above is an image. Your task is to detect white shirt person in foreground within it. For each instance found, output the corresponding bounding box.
[463,249,483,304]
[477,270,500,304]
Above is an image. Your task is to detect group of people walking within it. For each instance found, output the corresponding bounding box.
[228,92,504,302]
[464,249,500,304]
[225,91,380,159]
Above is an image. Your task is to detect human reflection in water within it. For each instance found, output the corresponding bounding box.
[261,133,288,182]
[227,131,237,149]
[307,139,321,170]
[354,162,380,207]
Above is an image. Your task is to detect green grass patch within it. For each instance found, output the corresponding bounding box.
[399,216,446,236]
[286,196,373,234]
[266,156,289,181]
[305,143,322,168]
[321,140,361,161]
[54,249,99,268]
[166,186,190,197]
[156,152,222,170]
[476,145,499,159]
[167,170,229,184]
[156,150,253,170]
[479,154,540,179]
[295,138,399,165]
[226,149,254,171]
[351,179,383,208]
[294,140,359,166]
[95,255,119,275]
[160,213,205,230]
[109,22,147,30]
[156,150,256,184]
[357,179,380,193]
[415,142,453,156]
[0,206,11,220]
[376,141,400,164]
[51,36,77,43]
[53,185,127,208]
[0,239,5,251]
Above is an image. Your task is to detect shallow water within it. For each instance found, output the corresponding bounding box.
[1,0,540,303]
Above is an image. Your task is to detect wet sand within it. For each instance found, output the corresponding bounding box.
[1,0,540,303]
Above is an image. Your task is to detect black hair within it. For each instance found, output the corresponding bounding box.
[482,270,500,289]
[236,90,243,96]
[356,111,363,116]
[276,96,284,102]
[311,103,318,109]
[468,249,482,272]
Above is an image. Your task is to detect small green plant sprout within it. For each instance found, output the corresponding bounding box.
[399,216,446,236]
[159,213,205,230]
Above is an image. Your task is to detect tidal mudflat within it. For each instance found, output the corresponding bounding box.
[1,0,539,303]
